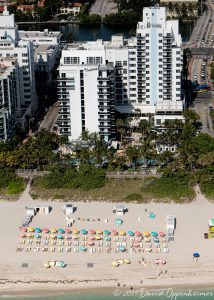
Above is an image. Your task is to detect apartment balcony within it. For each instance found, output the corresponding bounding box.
[57,77,75,82]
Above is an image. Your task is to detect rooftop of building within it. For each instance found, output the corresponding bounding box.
[19,29,61,40]
[34,43,58,59]
[0,57,16,78]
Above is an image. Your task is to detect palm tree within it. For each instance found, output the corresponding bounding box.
[138,119,150,141]
[126,146,140,167]
[116,118,125,143]
[183,109,199,124]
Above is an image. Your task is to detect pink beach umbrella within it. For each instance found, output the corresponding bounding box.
[89,236,95,240]
[20,227,27,232]
[65,235,71,239]
[135,231,142,236]
[19,233,26,237]
[89,230,96,235]
[111,230,118,235]
[159,232,165,237]
[43,228,49,233]
[65,228,71,234]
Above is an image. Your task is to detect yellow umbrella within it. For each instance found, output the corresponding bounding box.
[27,227,34,232]
[119,230,126,236]
[95,236,102,240]
[50,234,56,239]
[96,230,103,235]
[50,228,57,233]
[143,232,150,237]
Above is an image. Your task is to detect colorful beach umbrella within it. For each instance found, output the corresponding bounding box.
[103,230,110,235]
[80,246,87,251]
[159,232,165,237]
[72,228,79,234]
[135,231,142,236]
[151,232,158,237]
[143,232,150,237]
[115,219,123,226]
[50,234,56,239]
[104,236,111,241]
[58,228,65,234]
[65,228,71,234]
[27,227,34,232]
[26,233,33,238]
[119,246,126,252]
[111,230,118,235]
[148,212,156,219]
[65,235,71,239]
[119,230,126,236]
[72,235,79,240]
[128,231,134,236]
[50,228,57,233]
[43,228,49,233]
[57,234,63,239]
[95,236,102,240]
[89,230,96,235]
[193,252,200,258]
[19,233,26,237]
[21,227,27,232]
[35,227,42,233]
[88,241,94,246]
[81,229,88,234]
[96,230,103,235]
[35,234,41,238]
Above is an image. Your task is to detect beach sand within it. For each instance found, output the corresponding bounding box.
[0,184,214,296]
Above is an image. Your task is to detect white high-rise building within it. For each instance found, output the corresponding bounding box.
[0,7,36,124]
[0,57,19,140]
[57,6,184,141]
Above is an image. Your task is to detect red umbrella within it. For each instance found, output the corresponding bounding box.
[159,232,165,237]
[65,228,71,234]
[111,230,118,235]
[43,228,49,233]
[89,230,96,235]
[135,231,142,236]
[21,227,27,232]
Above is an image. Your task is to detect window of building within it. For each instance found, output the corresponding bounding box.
[123,61,127,65]
[61,73,66,78]
[159,46,162,49]
[22,59,28,63]
[64,57,80,64]
[22,53,28,57]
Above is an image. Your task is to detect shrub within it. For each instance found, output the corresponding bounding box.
[7,178,25,195]
[125,193,143,201]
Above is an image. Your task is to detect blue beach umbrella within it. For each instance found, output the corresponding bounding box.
[80,246,87,251]
[193,252,200,258]
[35,227,42,233]
[119,246,126,252]
[128,231,134,236]
[57,234,63,239]
[35,234,41,238]
[103,230,111,235]
[151,231,158,237]
[58,228,65,234]
[115,219,123,226]
[81,229,88,234]
[104,236,111,241]
[148,212,156,219]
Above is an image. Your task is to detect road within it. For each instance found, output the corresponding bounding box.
[39,103,59,132]
[90,0,118,17]
[194,94,214,135]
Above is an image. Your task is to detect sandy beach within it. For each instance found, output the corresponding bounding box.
[0,183,214,297]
